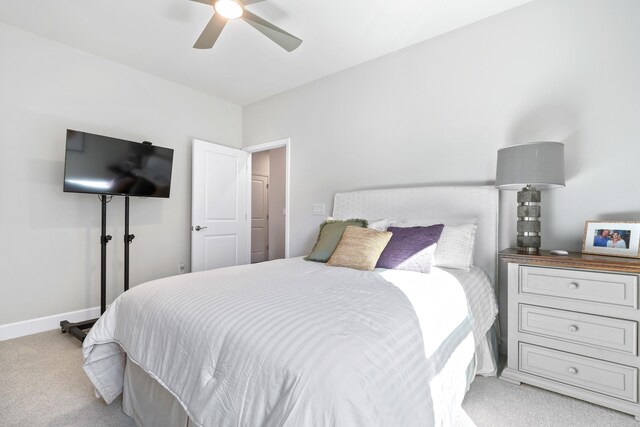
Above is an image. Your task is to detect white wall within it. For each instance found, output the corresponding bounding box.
[2,0,638,335]
[243,0,640,261]
[243,0,640,350]
[0,23,242,325]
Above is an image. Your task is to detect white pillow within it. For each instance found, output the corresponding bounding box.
[395,222,477,271]
[432,224,477,271]
[367,219,391,231]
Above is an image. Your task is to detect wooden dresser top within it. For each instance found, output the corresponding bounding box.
[499,248,640,274]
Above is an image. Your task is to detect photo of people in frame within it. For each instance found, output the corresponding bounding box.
[593,229,630,249]
[583,221,640,258]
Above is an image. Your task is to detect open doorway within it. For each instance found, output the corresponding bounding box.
[245,139,290,263]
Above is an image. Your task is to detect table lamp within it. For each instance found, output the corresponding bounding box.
[496,141,565,254]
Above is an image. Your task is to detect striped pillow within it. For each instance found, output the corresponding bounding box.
[432,224,477,271]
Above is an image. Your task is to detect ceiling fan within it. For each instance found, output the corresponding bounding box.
[189,0,302,52]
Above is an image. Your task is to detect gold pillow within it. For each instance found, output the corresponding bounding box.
[327,226,392,271]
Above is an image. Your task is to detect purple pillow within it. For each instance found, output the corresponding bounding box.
[375,224,445,273]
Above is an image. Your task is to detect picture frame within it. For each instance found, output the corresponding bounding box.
[582,221,640,258]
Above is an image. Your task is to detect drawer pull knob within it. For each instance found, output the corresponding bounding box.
[569,325,579,333]
[568,367,578,375]
[568,282,579,290]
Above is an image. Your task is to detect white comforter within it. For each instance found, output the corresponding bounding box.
[83,258,491,427]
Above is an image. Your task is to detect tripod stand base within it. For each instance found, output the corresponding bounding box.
[60,319,97,343]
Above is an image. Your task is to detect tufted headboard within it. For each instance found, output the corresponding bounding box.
[332,185,499,285]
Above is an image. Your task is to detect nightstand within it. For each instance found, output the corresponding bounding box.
[499,249,640,420]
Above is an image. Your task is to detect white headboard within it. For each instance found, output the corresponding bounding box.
[332,185,499,285]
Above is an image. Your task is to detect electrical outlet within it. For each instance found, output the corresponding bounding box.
[312,203,325,216]
[178,262,185,274]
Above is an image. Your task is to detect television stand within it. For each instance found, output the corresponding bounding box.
[61,195,111,342]
[60,318,97,342]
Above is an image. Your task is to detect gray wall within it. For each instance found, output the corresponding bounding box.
[242,0,640,351]
[252,151,270,176]
[268,147,287,261]
[250,149,287,261]
[0,23,242,325]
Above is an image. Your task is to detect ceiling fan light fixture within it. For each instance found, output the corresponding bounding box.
[189,0,302,51]
[214,0,244,19]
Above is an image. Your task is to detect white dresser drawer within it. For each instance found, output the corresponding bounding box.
[520,266,638,308]
[520,305,638,355]
[519,343,638,402]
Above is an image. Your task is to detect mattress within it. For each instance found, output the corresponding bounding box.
[83,257,497,426]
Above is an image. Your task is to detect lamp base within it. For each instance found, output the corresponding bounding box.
[517,185,541,254]
[517,246,540,255]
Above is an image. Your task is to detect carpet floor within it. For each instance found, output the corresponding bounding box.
[0,329,637,426]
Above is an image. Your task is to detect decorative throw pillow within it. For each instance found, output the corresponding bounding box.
[375,224,444,273]
[327,226,393,271]
[432,224,477,271]
[304,218,368,262]
[393,221,478,271]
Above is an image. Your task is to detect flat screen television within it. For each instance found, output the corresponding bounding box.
[63,129,174,198]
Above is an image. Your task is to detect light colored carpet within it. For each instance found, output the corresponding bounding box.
[1,329,638,426]
[461,373,638,427]
[0,329,135,427]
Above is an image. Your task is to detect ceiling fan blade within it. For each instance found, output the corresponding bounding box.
[242,0,266,5]
[241,10,302,52]
[194,13,227,49]
[189,0,213,5]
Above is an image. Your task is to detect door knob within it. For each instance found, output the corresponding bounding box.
[194,226,208,231]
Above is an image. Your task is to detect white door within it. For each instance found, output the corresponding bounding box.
[251,174,269,263]
[191,139,249,272]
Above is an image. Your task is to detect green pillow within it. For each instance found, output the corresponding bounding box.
[304,218,368,262]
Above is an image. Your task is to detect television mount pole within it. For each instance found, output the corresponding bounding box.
[60,195,112,342]
[124,196,135,291]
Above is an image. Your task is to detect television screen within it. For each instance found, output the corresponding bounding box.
[63,129,174,198]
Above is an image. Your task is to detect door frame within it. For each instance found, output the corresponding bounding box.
[244,138,291,259]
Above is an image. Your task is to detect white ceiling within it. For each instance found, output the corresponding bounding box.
[0,0,533,105]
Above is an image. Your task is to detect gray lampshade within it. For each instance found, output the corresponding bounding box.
[496,141,565,190]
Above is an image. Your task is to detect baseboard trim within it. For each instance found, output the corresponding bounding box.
[0,307,101,341]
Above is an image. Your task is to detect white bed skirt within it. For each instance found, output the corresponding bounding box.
[475,326,499,377]
[121,330,497,427]
[123,358,189,427]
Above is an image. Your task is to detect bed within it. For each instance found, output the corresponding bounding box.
[82,185,499,427]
